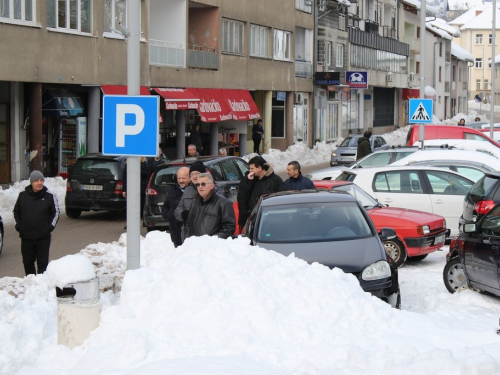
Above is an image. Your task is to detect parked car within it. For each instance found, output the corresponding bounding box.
[460,172,500,232]
[308,146,419,180]
[411,139,500,159]
[65,154,127,218]
[405,124,500,148]
[464,121,489,129]
[330,134,389,166]
[336,166,475,236]
[480,128,500,142]
[241,190,401,307]
[313,180,449,267]
[0,214,3,256]
[444,203,500,295]
[143,156,249,231]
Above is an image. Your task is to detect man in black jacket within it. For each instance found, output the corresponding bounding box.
[184,173,235,239]
[13,171,60,275]
[190,124,203,155]
[237,156,284,230]
[162,167,190,247]
[284,161,314,191]
[356,130,372,160]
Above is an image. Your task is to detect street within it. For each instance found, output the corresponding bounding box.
[0,161,330,278]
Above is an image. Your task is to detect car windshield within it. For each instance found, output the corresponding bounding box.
[72,159,121,177]
[340,137,359,147]
[256,201,372,243]
[331,184,379,208]
[470,175,500,199]
[153,166,184,187]
[356,152,392,168]
[336,172,356,182]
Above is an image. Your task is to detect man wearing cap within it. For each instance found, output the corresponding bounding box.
[13,170,60,275]
[237,155,284,230]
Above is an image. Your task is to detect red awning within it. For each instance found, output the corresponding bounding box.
[154,88,199,110]
[190,88,233,122]
[101,85,151,96]
[222,89,261,121]
[402,88,420,101]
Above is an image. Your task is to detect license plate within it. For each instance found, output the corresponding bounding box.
[434,233,446,244]
[82,184,103,191]
[341,158,354,162]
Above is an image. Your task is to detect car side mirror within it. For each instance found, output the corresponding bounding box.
[379,227,397,241]
[463,223,476,233]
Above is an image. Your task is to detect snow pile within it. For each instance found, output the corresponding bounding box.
[440,111,483,125]
[469,100,500,113]
[45,254,96,289]
[380,126,410,146]
[2,233,500,374]
[0,177,66,224]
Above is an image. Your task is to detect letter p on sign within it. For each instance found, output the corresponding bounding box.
[102,95,159,157]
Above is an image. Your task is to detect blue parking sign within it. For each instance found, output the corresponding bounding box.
[102,95,159,156]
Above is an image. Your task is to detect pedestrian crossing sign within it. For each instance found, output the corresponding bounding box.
[409,99,433,124]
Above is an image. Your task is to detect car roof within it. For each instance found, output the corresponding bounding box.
[78,153,126,162]
[154,155,243,169]
[339,165,476,179]
[260,190,356,207]
[392,149,500,169]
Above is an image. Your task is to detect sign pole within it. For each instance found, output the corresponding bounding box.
[419,0,427,149]
[126,0,141,270]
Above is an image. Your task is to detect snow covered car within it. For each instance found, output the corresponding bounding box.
[336,166,475,237]
[313,180,449,267]
[444,203,500,295]
[242,190,401,308]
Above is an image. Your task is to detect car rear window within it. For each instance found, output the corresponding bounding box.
[257,202,372,243]
[340,137,359,147]
[72,159,121,177]
[153,166,184,186]
[470,175,500,198]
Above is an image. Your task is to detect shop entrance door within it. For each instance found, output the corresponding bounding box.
[0,103,10,183]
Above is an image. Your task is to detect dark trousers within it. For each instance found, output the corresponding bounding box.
[253,138,261,154]
[21,238,51,276]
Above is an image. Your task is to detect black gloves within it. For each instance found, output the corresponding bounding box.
[181,210,189,222]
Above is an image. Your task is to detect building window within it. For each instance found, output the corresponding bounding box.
[416,61,420,74]
[476,79,481,90]
[439,66,442,82]
[459,68,462,82]
[475,58,482,68]
[452,66,456,81]
[222,19,244,55]
[274,29,291,61]
[326,41,332,66]
[490,34,493,44]
[250,24,270,57]
[0,0,35,23]
[295,0,312,14]
[47,0,92,33]
[484,79,489,89]
[476,34,483,44]
[271,95,285,138]
[104,0,126,34]
[336,44,344,67]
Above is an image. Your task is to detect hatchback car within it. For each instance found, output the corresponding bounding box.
[313,180,449,267]
[143,156,249,231]
[444,203,500,295]
[331,134,389,166]
[336,166,475,236]
[460,172,500,231]
[65,154,127,218]
[242,190,401,308]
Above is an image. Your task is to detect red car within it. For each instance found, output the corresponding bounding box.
[313,180,450,267]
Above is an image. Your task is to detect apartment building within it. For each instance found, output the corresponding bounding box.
[0,0,314,183]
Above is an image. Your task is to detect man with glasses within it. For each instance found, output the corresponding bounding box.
[183,173,235,239]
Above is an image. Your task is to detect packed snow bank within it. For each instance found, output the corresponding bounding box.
[2,232,500,374]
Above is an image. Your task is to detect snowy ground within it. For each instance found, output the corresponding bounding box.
[2,232,500,375]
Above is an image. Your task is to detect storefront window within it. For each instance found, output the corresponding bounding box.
[271,95,285,138]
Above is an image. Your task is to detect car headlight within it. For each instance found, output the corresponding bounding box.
[443,219,446,229]
[331,152,338,157]
[417,225,430,235]
[362,260,391,281]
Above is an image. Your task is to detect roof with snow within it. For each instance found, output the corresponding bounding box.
[447,0,484,11]
[426,17,461,37]
[460,6,500,29]
[449,5,486,25]
[401,0,438,16]
[451,41,474,61]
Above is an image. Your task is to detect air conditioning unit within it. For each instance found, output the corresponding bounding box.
[408,73,414,81]
[294,93,303,104]
[386,72,393,82]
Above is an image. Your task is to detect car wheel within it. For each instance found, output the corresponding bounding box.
[66,208,82,219]
[407,254,428,262]
[443,257,468,293]
[383,238,407,268]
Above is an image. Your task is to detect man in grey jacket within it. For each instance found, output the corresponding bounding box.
[183,173,235,239]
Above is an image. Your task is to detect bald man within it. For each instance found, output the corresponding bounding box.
[162,167,190,247]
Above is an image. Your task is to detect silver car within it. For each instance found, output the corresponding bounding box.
[331,134,389,167]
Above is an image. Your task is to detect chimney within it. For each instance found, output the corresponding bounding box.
[476,10,482,16]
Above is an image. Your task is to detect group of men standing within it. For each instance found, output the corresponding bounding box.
[161,155,315,247]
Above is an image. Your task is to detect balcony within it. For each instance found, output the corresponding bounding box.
[365,20,379,34]
[404,36,420,52]
[188,45,218,70]
[445,81,450,92]
[149,39,185,67]
[383,26,396,39]
[339,15,346,31]
[295,60,313,78]
[348,14,360,29]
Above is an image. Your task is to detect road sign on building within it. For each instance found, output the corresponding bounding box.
[346,71,368,89]
[409,99,433,124]
[102,95,159,156]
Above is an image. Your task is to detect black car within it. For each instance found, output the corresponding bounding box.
[460,172,500,231]
[242,190,401,308]
[444,203,500,295]
[143,156,249,231]
[65,154,127,218]
[0,214,3,256]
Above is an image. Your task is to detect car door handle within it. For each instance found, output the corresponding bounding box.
[434,199,445,204]
[230,187,238,190]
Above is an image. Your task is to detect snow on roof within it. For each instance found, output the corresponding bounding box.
[426,17,461,37]
[337,0,351,6]
[401,0,438,16]
[460,6,500,29]
[451,41,474,61]
[425,86,437,96]
[426,23,453,39]
[447,0,484,11]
